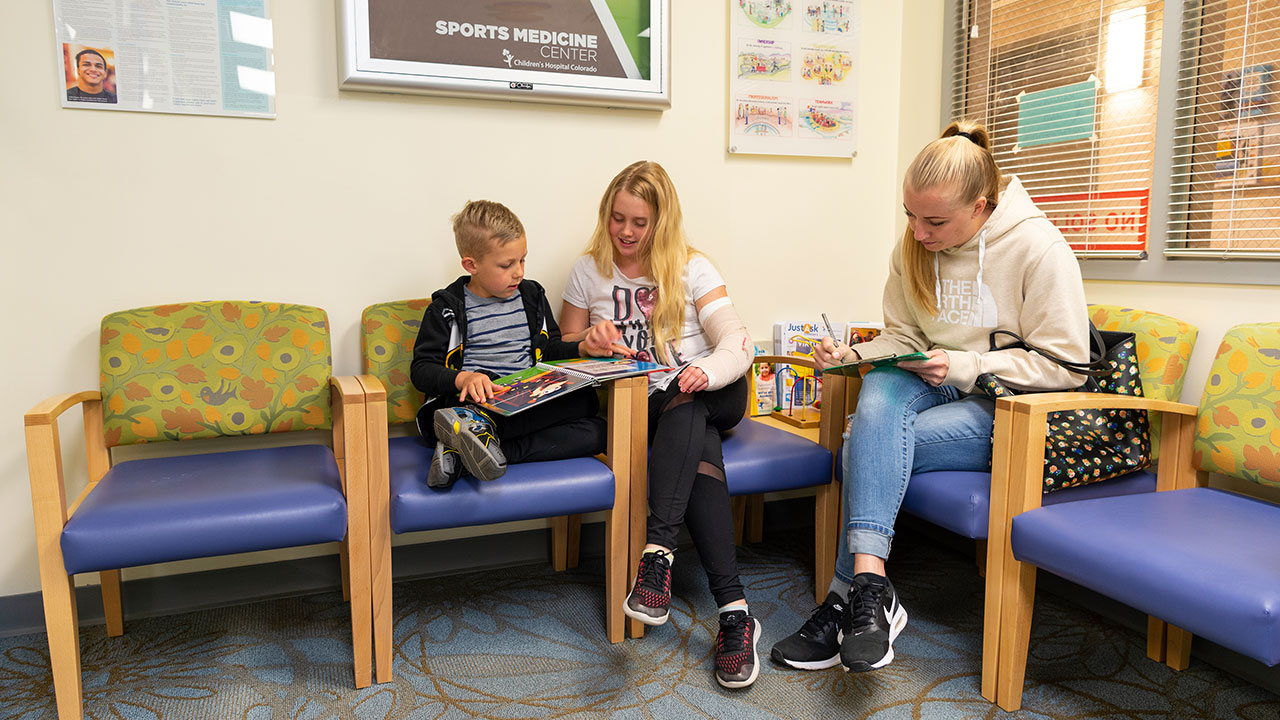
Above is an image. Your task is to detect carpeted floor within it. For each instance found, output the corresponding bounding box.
[1,529,1276,719]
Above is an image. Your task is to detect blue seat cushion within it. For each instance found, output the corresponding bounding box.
[61,445,347,575]
[388,436,615,534]
[1012,487,1280,666]
[901,469,1156,539]
[722,419,833,496]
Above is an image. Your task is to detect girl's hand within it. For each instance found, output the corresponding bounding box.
[895,349,950,386]
[677,365,709,393]
[814,336,852,368]
[582,321,634,357]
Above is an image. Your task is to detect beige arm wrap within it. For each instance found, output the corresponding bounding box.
[691,297,753,391]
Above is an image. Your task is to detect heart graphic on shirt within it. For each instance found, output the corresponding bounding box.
[635,287,656,319]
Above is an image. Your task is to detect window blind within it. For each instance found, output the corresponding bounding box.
[1167,0,1280,259]
[951,0,1163,258]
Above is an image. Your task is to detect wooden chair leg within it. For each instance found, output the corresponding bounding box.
[814,481,839,604]
[975,540,987,579]
[100,569,124,637]
[42,569,84,720]
[1166,624,1192,671]
[552,516,569,572]
[339,536,352,603]
[1147,615,1168,662]
[566,514,581,569]
[745,495,764,544]
[995,559,1037,712]
[731,496,746,546]
[605,506,627,643]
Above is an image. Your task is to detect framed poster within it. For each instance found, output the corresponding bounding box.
[727,0,859,158]
[338,0,669,110]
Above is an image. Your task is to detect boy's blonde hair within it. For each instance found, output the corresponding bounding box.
[901,120,1002,315]
[451,200,526,259]
[585,161,697,365]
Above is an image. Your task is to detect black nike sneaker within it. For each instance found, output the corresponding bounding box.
[838,573,908,672]
[622,550,673,625]
[770,591,845,670]
[715,610,761,689]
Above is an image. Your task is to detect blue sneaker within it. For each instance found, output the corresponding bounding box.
[433,407,507,481]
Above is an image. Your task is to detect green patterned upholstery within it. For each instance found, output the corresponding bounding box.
[361,299,430,424]
[1088,304,1198,460]
[1193,323,1280,487]
[100,302,333,446]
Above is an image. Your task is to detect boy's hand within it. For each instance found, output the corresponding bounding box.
[815,336,853,368]
[582,321,634,358]
[455,371,499,403]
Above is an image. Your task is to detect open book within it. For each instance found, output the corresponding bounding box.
[478,358,670,416]
[820,351,930,377]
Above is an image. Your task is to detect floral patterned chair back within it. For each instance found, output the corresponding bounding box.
[1192,323,1280,487]
[1088,304,1199,459]
[100,302,333,446]
[361,299,430,424]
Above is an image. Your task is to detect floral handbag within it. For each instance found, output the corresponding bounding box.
[975,324,1152,492]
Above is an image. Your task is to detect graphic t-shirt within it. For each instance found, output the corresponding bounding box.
[563,254,724,391]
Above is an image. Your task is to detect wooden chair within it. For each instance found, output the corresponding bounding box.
[357,299,643,684]
[891,304,1197,699]
[25,301,372,719]
[991,322,1280,711]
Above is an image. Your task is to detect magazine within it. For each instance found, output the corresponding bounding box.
[477,358,670,416]
[820,351,931,377]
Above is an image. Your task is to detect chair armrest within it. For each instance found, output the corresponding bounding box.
[330,375,366,407]
[996,392,1196,417]
[25,391,101,427]
[329,376,369,503]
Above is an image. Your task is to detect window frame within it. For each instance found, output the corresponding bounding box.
[942,0,1280,286]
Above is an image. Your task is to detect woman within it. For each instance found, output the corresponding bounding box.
[561,161,760,688]
[770,121,1090,673]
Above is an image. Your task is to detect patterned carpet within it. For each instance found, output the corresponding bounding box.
[1,528,1277,719]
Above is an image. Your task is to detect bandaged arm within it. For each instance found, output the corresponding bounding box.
[690,297,753,391]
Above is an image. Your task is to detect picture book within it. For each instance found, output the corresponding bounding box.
[821,351,931,377]
[478,358,670,416]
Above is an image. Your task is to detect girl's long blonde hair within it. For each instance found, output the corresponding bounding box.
[902,120,1002,315]
[585,161,695,365]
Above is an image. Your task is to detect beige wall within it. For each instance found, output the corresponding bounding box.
[0,1,1274,602]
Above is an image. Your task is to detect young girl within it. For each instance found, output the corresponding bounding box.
[561,161,759,688]
[771,121,1090,674]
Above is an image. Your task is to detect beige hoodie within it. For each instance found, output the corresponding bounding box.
[850,176,1090,393]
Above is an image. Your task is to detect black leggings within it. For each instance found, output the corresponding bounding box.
[493,387,606,464]
[646,376,748,608]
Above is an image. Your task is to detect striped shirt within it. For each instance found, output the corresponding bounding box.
[461,286,531,377]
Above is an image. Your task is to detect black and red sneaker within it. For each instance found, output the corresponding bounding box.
[622,550,672,625]
[715,610,761,688]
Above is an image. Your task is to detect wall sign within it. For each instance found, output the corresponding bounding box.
[338,0,669,110]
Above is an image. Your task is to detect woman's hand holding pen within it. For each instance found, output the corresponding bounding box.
[581,320,635,358]
[814,336,853,368]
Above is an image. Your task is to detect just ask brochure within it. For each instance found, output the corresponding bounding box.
[477,358,669,416]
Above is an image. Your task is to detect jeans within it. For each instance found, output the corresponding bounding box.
[834,368,995,584]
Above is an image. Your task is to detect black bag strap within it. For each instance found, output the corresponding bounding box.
[987,322,1112,378]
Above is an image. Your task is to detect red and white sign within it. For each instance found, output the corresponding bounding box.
[1032,189,1150,253]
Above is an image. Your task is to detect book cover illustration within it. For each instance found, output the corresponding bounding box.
[545,357,670,380]
[478,366,595,416]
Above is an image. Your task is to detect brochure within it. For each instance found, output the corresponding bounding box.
[478,359,669,416]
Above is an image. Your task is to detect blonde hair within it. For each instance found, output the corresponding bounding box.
[585,161,696,365]
[451,200,526,259]
[901,121,1002,315]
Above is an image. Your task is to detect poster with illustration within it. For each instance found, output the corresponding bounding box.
[727,0,858,157]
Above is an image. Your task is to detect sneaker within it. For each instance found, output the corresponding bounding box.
[770,591,845,670]
[715,610,761,688]
[426,442,461,488]
[838,573,908,672]
[433,407,507,482]
[622,550,672,625]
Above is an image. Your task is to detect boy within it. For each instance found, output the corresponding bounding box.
[410,200,609,488]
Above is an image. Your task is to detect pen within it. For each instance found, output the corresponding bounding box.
[821,313,838,341]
